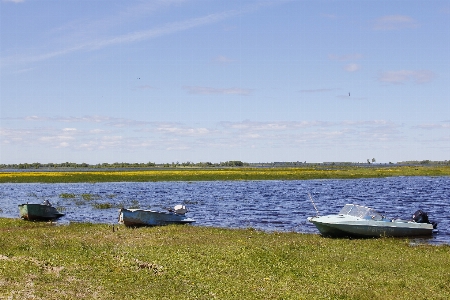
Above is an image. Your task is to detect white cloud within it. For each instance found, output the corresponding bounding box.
[89,129,106,134]
[167,145,191,151]
[183,86,252,96]
[220,120,330,131]
[218,120,402,146]
[0,128,30,144]
[328,54,361,73]
[24,115,41,121]
[39,135,75,142]
[102,136,123,141]
[0,116,406,161]
[344,63,360,72]
[63,128,77,132]
[372,15,419,30]
[156,125,210,136]
[2,0,24,3]
[378,70,435,84]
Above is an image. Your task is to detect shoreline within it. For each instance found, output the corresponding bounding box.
[1,166,450,183]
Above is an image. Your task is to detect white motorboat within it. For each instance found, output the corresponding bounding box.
[308,204,437,238]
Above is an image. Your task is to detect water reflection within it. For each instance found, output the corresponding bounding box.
[0,177,448,244]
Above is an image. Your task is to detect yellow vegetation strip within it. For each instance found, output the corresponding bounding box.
[1,166,450,183]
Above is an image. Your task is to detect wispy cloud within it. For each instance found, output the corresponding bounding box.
[9,13,234,65]
[320,13,339,20]
[1,2,276,67]
[336,94,366,100]
[299,88,339,93]
[86,11,241,50]
[220,120,331,131]
[329,53,362,73]
[45,0,187,41]
[36,115,143,125]
[328,53,362,61]
[136,85,157,90]
[378,70,435,84]
[2,0,24,3]
[415,122,450,130]
[0,128,31,144]
[216,120,403,148]
[372,15,419,31]
[2,115,404,153]
[212,55,235,64]
[183,86,252,96]
[23,115,112,123]
[156,124,211,136]
[12,67,34,74]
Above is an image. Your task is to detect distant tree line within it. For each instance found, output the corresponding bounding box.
[398,160,450,165]
[0,160,249,170]
[1,160,449,170]
[0,162,157,169]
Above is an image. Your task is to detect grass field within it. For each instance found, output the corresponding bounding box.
[0,218,449,299]
[2,166,449,298]
[1,166,450,183]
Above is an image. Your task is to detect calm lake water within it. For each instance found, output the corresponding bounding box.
[1,177,449,244]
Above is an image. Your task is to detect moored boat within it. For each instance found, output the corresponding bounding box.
[118,205,195,227]
[18,201,65,221]
[308,204,437,238]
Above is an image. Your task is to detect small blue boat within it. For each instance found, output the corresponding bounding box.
[118,205,195,227]
[308,204,437,238]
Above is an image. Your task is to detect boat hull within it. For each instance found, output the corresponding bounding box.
[119,208,195,227]
[308,216,434,238]
[18,204,65,221]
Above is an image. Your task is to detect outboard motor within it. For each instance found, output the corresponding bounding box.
[413,210,429,224]
[413,210,438,229]
[173,205,187,215]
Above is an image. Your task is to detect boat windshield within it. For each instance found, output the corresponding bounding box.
[338,204,384,221]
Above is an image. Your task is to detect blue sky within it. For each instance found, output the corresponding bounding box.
[1,0,449,164]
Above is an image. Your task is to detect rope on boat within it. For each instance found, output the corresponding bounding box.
[308,192,320,217]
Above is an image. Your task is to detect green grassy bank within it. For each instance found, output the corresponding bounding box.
[1,166,450,183]
[1,218,449,299]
